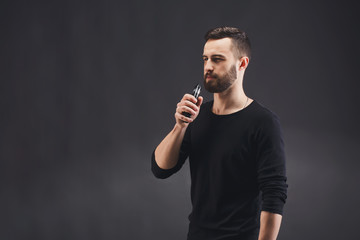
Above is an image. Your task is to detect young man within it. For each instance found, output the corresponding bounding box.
[151,27,288,240]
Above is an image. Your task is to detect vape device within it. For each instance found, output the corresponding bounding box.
[182,84,201,122]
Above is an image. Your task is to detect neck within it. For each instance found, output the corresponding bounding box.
[212,74,251,115]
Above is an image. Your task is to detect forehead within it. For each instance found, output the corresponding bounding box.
[203,38,233,57]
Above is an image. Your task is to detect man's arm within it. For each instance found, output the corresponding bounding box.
[255,113,288,239]
[258,211,282,240]
[153,94,203,173]
[154,123,188,170]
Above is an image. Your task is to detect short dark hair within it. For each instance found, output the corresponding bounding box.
[204,26,251,59]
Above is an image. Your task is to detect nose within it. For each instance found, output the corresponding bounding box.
[204,60,214,73]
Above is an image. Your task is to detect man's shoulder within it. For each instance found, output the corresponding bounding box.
[248,100,281,125]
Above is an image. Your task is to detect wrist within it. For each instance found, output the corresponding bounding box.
[174,123,188,132]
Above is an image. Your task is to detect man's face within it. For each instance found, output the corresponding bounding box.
[203,38,238,93]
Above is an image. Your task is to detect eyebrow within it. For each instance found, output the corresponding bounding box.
[202,54,226,58]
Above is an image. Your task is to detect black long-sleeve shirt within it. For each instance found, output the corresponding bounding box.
[152,100,287,240]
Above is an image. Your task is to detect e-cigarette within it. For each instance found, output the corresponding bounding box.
[182,84,201,122]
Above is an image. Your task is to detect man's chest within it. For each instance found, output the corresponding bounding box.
[190,117,257,170]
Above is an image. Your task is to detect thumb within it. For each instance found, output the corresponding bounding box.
[196,96,203,107]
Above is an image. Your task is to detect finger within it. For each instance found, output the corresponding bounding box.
[178,105,197,116]
[182,100,199,112]
[175,112,193,123]
[183,94,197,104]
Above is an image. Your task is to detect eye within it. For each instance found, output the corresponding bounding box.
[203,57,208,62]
[212,58,222,63]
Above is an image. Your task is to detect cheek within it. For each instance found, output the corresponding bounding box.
[218,65,228,74]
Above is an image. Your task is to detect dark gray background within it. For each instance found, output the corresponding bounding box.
[1,0,359,239]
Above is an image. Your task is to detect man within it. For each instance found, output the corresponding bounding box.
[151,27,287,240]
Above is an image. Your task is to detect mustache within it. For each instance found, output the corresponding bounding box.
[205,73,218,78]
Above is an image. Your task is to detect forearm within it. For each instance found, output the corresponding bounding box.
[258,211,282,240]
[154,124,187,169]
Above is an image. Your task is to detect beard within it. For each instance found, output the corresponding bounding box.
[204,64,237,93]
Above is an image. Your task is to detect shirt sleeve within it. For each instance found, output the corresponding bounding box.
[255,113,288,215]
[151,124,191,179]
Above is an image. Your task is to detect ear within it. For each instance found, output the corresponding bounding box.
[238,57,250,71]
